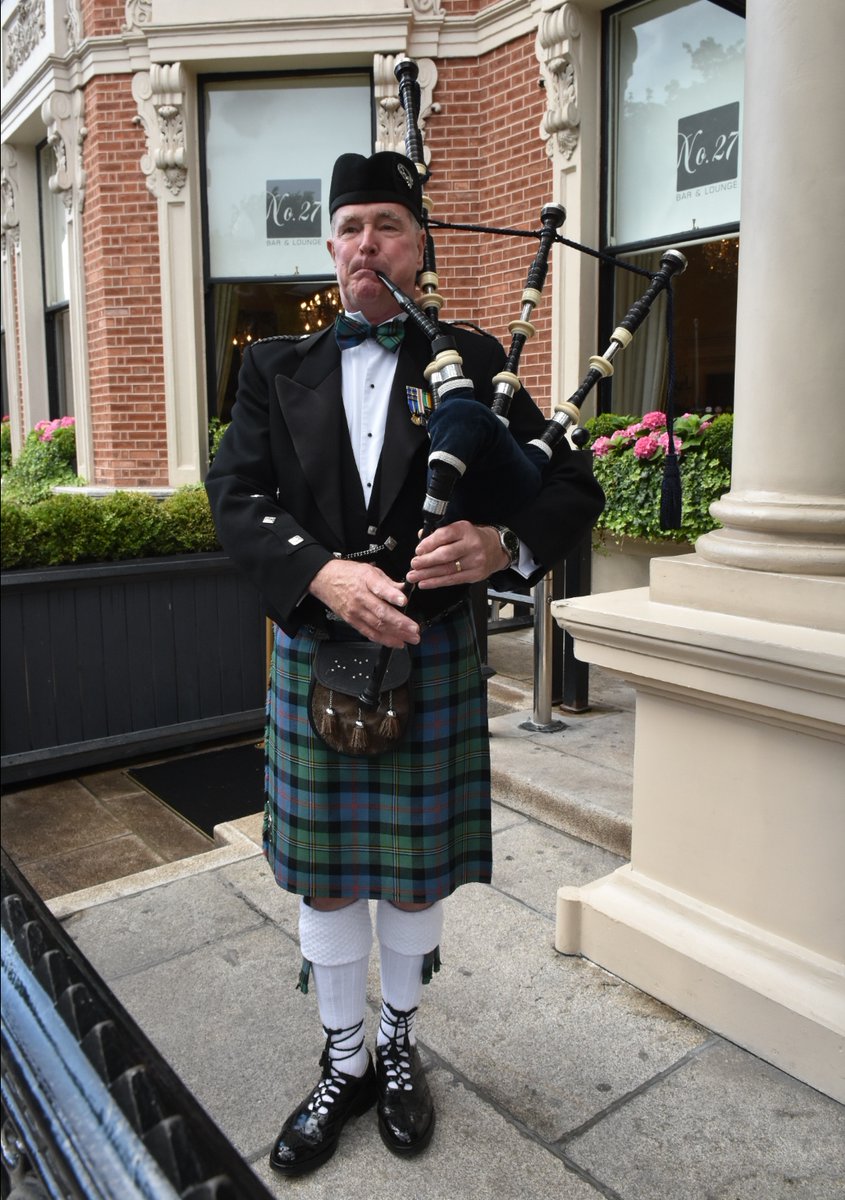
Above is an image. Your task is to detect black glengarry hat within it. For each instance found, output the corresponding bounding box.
[329,151,423,223]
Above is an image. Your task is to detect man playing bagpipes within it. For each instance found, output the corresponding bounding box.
[206,149,604,1176]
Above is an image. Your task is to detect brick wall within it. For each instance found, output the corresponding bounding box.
[81,0,125,38]
[425,34,557,414]
[81,74,168,486]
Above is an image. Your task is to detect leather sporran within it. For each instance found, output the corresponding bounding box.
[308,641,412,757]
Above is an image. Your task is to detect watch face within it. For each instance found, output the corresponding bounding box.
[499,527,519,562]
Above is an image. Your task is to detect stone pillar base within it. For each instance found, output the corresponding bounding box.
[557,865,844,1103]
[552,568,845,1102]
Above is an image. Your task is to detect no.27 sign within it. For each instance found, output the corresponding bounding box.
[677,102,740,192]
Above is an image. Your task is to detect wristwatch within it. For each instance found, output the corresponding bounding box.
[491,524,520,567]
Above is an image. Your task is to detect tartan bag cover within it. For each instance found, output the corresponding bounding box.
[263,607,492,903]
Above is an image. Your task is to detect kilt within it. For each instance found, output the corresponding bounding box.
[263,605,492,903]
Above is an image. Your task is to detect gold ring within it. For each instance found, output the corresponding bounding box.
[455,559,462,573]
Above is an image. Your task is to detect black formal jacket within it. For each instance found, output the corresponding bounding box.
[205,320,604,636]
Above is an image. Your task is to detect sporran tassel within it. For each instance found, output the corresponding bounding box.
[351,711,368,752]
[379,693,400,740]
[319,692,337,739]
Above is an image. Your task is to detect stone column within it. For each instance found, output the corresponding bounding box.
[552,0,845,1103]
[536,1,601,410]
[1,144,49,454]
[695,0,845,576]
[133,63,207,486]
[40,88,92,481]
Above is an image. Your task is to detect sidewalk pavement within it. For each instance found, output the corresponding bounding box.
[47,632,844,1199]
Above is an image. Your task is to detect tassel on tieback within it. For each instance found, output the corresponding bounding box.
[660,449,682,531]
[659,281,683,531]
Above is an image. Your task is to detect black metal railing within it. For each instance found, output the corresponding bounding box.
[0,849,274,1200]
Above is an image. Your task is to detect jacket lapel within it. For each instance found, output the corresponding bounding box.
[273,331,361,547]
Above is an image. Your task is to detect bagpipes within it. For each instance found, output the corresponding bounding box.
[358,58,686,709]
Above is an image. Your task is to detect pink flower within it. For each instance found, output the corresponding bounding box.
[622,421,645,437]
[657,432,683,455]
[60,415,75,428]
[633,434,661,460]
[591,436,612,457]
[640,410,666,431]
[610,428,634,446]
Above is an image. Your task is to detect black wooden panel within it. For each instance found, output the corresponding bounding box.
[73,580,110,742]
[1,555,268,779]
[98,581,133,737]
[124,578,157,736]
[46,584,86,748]
[19,589,58,753]
[1,592,29,755]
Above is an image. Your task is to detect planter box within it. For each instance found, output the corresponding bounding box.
[591,535,693,594]
[1,553,266,785]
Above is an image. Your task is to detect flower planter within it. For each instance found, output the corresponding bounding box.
[1,553,266,785]
[591,535,692,594]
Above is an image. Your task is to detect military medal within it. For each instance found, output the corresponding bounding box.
[406,386,433,426]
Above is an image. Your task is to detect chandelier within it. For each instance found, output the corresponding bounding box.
[703,237,740,277]
[300,286,341,333]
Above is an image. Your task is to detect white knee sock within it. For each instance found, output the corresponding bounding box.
[376,900,444,1047]
[299,899,372,1078]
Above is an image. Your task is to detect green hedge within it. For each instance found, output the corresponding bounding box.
[1,486,220,570]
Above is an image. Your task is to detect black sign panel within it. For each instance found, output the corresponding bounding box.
[266,179,322,239]
[676,102,740,192]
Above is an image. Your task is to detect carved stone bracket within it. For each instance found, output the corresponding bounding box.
[123,0,152,34]
[65,0,83,52]
[4,0,46,79]
[536,2,582,161]
[373,54,438,160]
[132,64,188,197]
[40,89,87,214]
[1,145,21,254]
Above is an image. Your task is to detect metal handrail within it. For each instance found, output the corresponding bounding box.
[0,850,274,1200]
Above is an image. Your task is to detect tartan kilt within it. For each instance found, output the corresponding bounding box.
[263,606,492,903]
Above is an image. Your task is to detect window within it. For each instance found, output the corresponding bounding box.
[602,0,744,415]
[201,73,373,421]
[38,141,74,419]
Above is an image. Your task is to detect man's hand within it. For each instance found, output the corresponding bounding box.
[406,521,509,589]
[309,559,420,648]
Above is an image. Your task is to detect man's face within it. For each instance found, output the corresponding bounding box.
[327,203,425,325]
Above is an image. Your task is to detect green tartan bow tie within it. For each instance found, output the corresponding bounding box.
[335,313,405,353]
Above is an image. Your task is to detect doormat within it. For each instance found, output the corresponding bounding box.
[128,742,265,838]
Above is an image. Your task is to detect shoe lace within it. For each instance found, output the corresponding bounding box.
[379,1001,417,1092]
[308,1019,366,1115]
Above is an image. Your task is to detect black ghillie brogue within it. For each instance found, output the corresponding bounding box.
[269,1037,377,1177]
[375,1036,435,1157]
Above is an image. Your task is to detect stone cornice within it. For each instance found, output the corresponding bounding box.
[2,1,566,140]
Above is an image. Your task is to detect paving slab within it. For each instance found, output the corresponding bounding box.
[565,1039,845,1200]
[422,883,710,1140]
[64,867,269,978]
